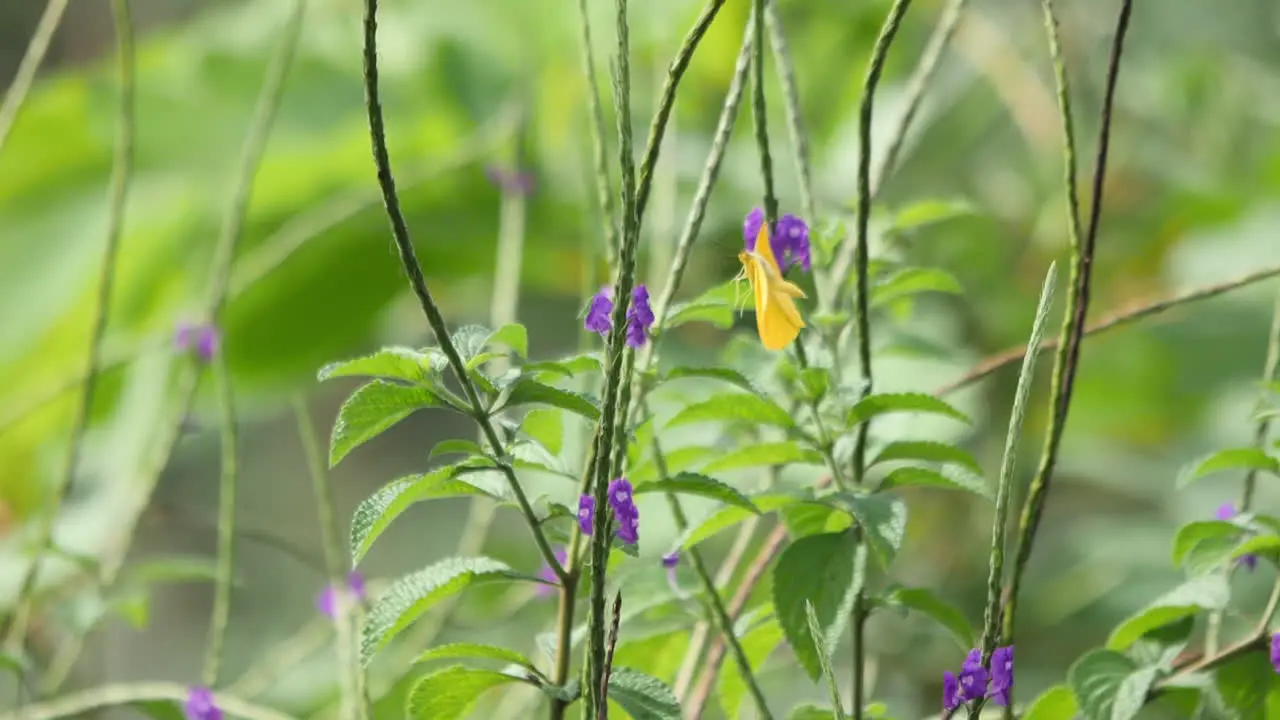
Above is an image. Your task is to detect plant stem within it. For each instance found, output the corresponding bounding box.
[1001,0,1134,696]
[4,0,134,659]
[575,0,620,265]
[1240,292,1280,513]
[0,0,70,157]
[202,351,239,688]
[359,0,563,581]
[749,0,777,226]
[0,682,296,720]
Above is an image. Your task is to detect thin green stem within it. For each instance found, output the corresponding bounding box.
[969,265,1058,720]
[4,0,133,658]
[0,682,296,720]
[749,0,777,225]
[202,351,239,688]
[1240,292,1280,513]
[0,0,70,157]
[1002,0,1134,671]
[575,0,620,265]
[360,0,563,581]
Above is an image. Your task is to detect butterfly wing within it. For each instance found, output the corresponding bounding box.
[747,225,805,350]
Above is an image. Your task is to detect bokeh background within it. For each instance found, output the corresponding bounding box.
[2,0,1280,717]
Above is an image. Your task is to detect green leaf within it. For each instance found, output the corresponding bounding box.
[607,667,681,720]
[429,438,485,461]
[633,472,759,514]
[1177,448,1280,488]
[1217,652,1274,720]
[666,393,794,429]
[129,701,187,720]
[631,445,715,485]
[877,466,991,500]
[782,503,854,539]
[788,705,837,720]
[772,531,859,681]
[330,380,448,467]
[884,586,975,650]
[870,267,963,308]
[678,494,803,549]
[1068,649,1137,720]
[1021,684,1079,720]
[361,558,535,665]
[487,323,528,358]
[520,408,564,456]
[451,325,493,361]
[702,442,825,473]
[662,366,762,396]
[522,352,604,379]
[837,492,908,567]
[1106,575,1229,651]
[412,642,534,668]
[1111,666,1160,720]
[1232,533,1280,559]
[798,368,832,403]
[405,664,524,720]
[350,470,497,564]
[665,281,738,330]
[318,346,442,384]
[1171,520,1242,567]
[718,615,784,719]
[845,392,969,427]
[805,601,848,720]
[0,650,30,684]
[121,555,220,586]
[890,198,977,231]
[869,441,983,475]
[501,378,600,421]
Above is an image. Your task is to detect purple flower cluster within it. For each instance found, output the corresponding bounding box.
[184,686,222,720]
[1216,502,1258,571]
[1271,632,1280,673]
[583,285,655,348]
[743,207,811,272]
[174,323,219,362]
[316,571,367,618]
[577,477,641,545]
[943,647,1013,713]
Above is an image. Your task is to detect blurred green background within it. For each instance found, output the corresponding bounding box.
[3,0,1280,717]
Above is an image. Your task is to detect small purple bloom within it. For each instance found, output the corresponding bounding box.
[957,649,987,703]
[616,510,639,545]
[661,551,684,597]
[661,551,679,569]
[584,289,614,336]
[1216,503,1258,572]
[624,285,655,348]
[485,165,536,195]
[183,686,222,720]
[625,319,648,348]
[743,207,764,248]
[942,671,960,713]
[578,495,596,536]
[608,477,634,512]
[174,323,219,362]
[317,572,367,618]
[989,646,1014,706]
[1271,632,1280,673]
[775,214,811,272]
[536,547,568,597]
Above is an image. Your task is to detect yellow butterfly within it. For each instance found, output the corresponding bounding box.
[735,223,807,351]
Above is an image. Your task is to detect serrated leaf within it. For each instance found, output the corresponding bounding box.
[631,445,715,485]
[523,352,604,379]
[805,601,848,720]
[891,198,977,231]
[350,470,496,564]
[1106,575,1229,651]
[412,642,534,668]
[521,408,564,456]
[1216,652,1273,720]
[487,323,528,358]
[666,301,736,330]
[1231,534,1280,559]
[405,664,523,720]
[1130,617,1194,671]
[782,503,854,539]
[361,558,535,665]
[1171,520,1242,567]
[870,267,963,307]
[798,368,832,403]
[772,531,859,682]
[429,438,485,461]
[877,466,991,499]
[318,346,441,383]
[666,393,794,429]
[719,615,784,719]
[662,366,762,395]
[677,494,804,549]
[702,442,825,474]
[1068,649,1137,720]
[501,378,600,421]
[885,587,975,650]
[1111,666,1159,720]
[845,392,969,427]
[607,667,681,720]
[633,472,759,514]
[330,380,449,467]
[869,441,982,474]
[836,492,908,567]
[451,325,493,361]
[1177,448,1280,488]
[1021,684,1079,720]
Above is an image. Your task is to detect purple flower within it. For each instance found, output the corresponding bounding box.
[957,649,987,703]
[662,551,684,597]
[624,285,655,348]
[616,510,639,545]
[743,207,764,248]
[1216,503,1258,571]
[775,214,811,272]
[989,646,1014,706]
[661,551,679,569]
[578,495,596,536]
[183,686,222,720]
[584,288,614,336]
[485,165,536,195]
[536,547,568,597]
[317,572,367,618]
[607,477,640,545]
[174,323,219,362]
[942,671,960,713]
[1271,632,1280,673]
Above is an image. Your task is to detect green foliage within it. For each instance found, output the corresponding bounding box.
[843,392,970,427]
[1022,685,1080,720]
[605,668,682,720]
[632,472,760,513]
[412,642,536,669]
[876,465,991,499]
[701,441,825,473]
[805,601,848,720]
[665,392,795,429]
[350,469,505,564]
[1106,575,1229,651]
[329,380,453,467]
[771,531,859,682]
[1176,447,1280,487]
[718,613,785,719]
[1068,649,1147,720]
[405,665,526,720]
[882,586,975,650]
[868,440,983,474]
[498,378,600,420]
[835,491,908,567]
